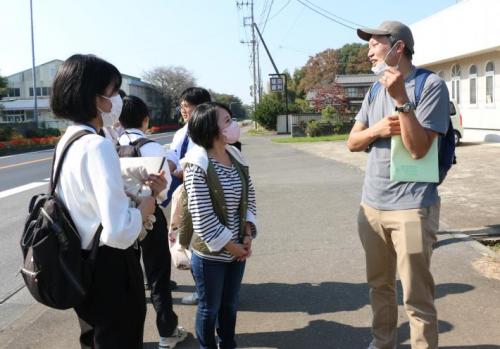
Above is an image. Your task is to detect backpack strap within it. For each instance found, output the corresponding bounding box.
[413,68,433,106]
[50,130,93,195]
[130,137,155,157]
[368,81,382,105]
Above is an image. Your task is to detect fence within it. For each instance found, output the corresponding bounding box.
[277,113,356,134]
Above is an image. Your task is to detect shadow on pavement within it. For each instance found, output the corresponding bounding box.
[236,319,463,349]
[238,282,474,314]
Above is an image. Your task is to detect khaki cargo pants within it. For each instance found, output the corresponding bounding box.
[358,201,440,349]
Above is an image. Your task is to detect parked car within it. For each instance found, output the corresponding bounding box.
[449,100,464,145]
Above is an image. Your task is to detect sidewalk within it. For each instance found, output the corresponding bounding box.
[1,135,499,348]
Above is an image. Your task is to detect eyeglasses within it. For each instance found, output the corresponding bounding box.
[180,102,194,110]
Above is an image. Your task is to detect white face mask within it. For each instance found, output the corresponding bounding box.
[98,94,123,127]
[222,121,241,144]
[371,41,402,76]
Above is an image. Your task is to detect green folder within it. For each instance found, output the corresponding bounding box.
[390,135,439,183]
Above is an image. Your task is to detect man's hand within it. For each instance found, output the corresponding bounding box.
[381,66,410,106]
[147,170,167,197]
[372,115,401,138]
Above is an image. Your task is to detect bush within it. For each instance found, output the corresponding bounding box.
[24,128,61,138]
[253,93,286,130]
[0,126,13,141]
[321,106,336,120]
[306,120,322,137]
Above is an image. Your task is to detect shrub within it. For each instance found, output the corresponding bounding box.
[24,128,61,138]
[306,120,322,137]
[253,93,286,130]
[0,126,13,141]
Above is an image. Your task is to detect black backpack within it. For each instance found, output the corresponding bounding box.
[116,135,154,157]
[20,130,102,310]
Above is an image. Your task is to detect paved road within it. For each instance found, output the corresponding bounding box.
[1,134,499,348]
[0,132,175,305]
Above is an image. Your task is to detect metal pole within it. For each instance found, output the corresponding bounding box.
[250,0,257,118]
[283,74,289,133]
[256,42,262,103]
[253,23,280,76]
[30,0,38,127]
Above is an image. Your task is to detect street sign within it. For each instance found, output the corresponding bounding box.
[270,77,284,92]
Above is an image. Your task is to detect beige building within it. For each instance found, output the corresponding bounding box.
[0,60,164,129]
[411,0,500,142]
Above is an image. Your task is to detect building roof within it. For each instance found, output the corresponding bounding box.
[0,98,50,110]
[7,59,63,78]
[335,74,377,85]
[411,0,500,66]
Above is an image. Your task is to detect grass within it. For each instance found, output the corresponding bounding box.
[489,242,500,253]
[272,134,349,143]
[246,128,274,136]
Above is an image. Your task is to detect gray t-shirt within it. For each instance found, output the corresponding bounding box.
[355,67,450,210]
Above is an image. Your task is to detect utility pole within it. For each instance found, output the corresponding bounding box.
[30,0,38,127]
[250,0,257,112]
[256,42,262,102]
[253,23,290,133]
[237,1,258,116]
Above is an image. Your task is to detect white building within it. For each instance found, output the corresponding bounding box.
[0,60,164,129]
[411,0,500,142]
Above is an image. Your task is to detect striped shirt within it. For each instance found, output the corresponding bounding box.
[184,157,257,262]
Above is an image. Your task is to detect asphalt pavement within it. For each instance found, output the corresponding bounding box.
[0,131,175,328]
[0,132,499,348]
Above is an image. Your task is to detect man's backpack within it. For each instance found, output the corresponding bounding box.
[20,130,102,310]
[368,68,456,184]
[116,135,154,157]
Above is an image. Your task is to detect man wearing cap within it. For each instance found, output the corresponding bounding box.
[347,21,449,349]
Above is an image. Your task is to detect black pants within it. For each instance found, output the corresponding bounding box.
[74,245,146,349]
[140,205,178,337]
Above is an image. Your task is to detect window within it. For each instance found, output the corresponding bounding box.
[469,65,477,105]
[451,64,461,104]
[7,88,21,97]
[29,87,51,97]
[485,61,495,104]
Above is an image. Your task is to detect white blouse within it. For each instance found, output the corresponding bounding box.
[55,124,142,250]
[170,124,195,171]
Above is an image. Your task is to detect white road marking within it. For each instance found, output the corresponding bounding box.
[0,181,49,199]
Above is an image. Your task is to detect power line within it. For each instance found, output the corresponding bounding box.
[295,0,358,30]
[302,0,364,28]
[261,0,274,33]
[259,0,270,27]
[268,0,292,21]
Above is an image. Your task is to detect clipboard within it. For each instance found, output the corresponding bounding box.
[390,135,439,183]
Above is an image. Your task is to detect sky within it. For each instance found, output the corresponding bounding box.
[0,0,458,104]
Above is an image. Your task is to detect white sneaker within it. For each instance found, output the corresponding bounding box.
[159,327,187,349]
[181,292,199,305]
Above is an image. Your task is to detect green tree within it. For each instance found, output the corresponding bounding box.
[0,72,7,99]
[210,92,248,120]
[337,43,372,74]
[143,66,196,123]
[253,92,286,130]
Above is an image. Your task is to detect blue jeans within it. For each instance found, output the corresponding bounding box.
[191,253,246,349]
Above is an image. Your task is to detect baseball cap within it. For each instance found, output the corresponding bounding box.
[357,21,414,54]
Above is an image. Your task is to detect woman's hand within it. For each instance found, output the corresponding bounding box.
[237,235,253,261]
[172,168,184,180]
[138,196,156,222]
[244,222,253,237]
[147,170,167,197]
[224,241,248,258]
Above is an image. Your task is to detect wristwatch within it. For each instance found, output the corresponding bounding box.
[395,102,416,113]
